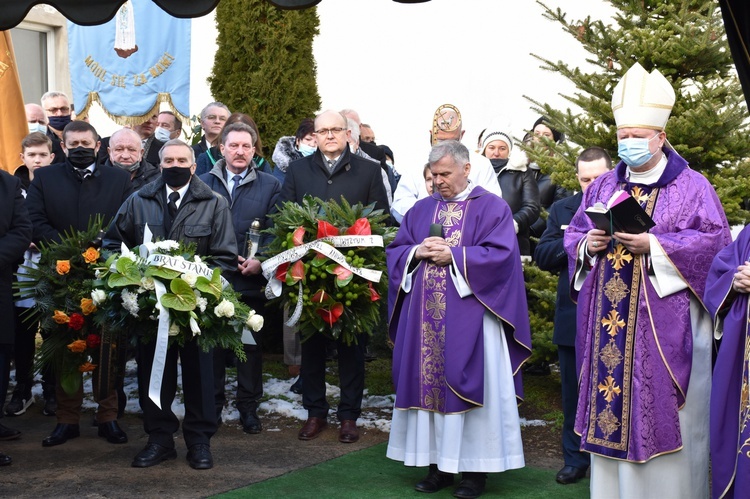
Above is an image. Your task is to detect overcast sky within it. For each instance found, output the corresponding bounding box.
[90,0,614,176]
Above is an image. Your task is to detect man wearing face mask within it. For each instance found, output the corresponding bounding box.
[105,128,160,191]
[105,139,236,470]
[564,63,731,498]
[39,92,71,162]
[26,120,133,449]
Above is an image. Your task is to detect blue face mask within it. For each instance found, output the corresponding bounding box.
[617,134,659,167]
[28,122,47,134]
[298,143,316,157]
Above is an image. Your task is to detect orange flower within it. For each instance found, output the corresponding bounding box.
[66,339,87,353]
[80,298,97,315]
[79,362,97,373]
[53,310,70,324]
[56,260,71,275]
[82,247,100,264]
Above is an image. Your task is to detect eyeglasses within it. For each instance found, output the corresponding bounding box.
[46,107,71,115]
[314,127,346,136]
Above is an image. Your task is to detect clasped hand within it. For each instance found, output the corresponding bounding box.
[733,261,750,294]
[416,236,452,267]
[238,255,261,276]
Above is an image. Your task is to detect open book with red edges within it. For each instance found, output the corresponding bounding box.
[584,189,656,235]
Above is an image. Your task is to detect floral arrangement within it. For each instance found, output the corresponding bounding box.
[262,196,395,345]
[17,219,262,395]
[16,220,111,394]
[93,238,262,354]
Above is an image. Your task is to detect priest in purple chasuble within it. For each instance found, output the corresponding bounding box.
[564,62,731,498]
[704,226,750,499]
[386,140,532,498]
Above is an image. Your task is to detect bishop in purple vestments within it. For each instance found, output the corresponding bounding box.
[564,62,731,498]
[704,225,750,499]
[386,141,531,498]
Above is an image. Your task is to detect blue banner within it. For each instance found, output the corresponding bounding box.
[68,0,191,125]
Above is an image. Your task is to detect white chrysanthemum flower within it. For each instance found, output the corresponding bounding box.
[196,296,208,313]
[214,299,235,318]
[168,322,180,336]
[141,276,156,290]
[181,272,198,287]
[247,313,264,332]
[120,244,137,261]
[189,316,201,336]
[91,289,107,305]
[121,289,140,317]
[154,240,180,251]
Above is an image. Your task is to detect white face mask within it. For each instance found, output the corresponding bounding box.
[28,122,47,134]
[154,126,172,143]
[298,143,316,157]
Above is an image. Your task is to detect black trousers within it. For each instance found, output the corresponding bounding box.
[301,332,365,421]
[12,306,54,392]
[557,344,590,469]
[137,339,217,449]
[214,297,264,418]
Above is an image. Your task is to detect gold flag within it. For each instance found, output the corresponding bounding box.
[0,31,27,174]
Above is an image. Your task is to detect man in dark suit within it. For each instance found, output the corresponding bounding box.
[0,170,33,466]
[199,123,282,434]
[26,120,133,448]
[534,146,611,485]
[278,109,389,444]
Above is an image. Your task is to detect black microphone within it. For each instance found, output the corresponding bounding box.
[429,223,443,238]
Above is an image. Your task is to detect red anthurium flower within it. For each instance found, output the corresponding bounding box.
[275,262,290,281]
[368,282,381,302]
[292,226,306,246]
[346,218,371,236]
[311,289,330,304]
[316,302,344,326]
[317,220,339,239]
[288,260,306,283]
[329,264,353,287]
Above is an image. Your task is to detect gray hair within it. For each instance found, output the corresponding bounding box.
[428,140,470,167]
[41,91,70,106]
[110,127,142,146]
[158,139,195,164]
[346,118,360,143]
[221,122,257,146]
[200,101,230,121]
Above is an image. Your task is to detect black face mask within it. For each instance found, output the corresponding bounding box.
[162,166,192,188]
[66,146,97,169]
[48,115,72,131]
[113,160,140,173]
[489,158,509,173]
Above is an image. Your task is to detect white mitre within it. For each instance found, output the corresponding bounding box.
[611,62,675,130]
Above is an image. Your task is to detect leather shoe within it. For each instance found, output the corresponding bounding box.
[0,423,21,441]
[415,464,454,493]
[42,423,80,447]
[97,420,128,444]
[555,465,587,484]
[186,444,213,470]
[298,417,327,440]
[453,472,487,499]
[132,443,177,468]
[241,412,262,434]
[338,419,359,443]
[0,452,11,466]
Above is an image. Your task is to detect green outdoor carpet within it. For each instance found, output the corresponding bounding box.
[216,443,589,498]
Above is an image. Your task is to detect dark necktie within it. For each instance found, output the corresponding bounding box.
[231,174,242,200]
[168,191,180,219]
[326,159,334,170]
[75,168,92,181]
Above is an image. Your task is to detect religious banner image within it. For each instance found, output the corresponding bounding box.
[67,0,190,125]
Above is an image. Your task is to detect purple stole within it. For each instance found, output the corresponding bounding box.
[414,199,467,412]
[584,183,659,459]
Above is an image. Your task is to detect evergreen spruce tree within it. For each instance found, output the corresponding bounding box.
[209,1,321,160]
[526,0,750,224]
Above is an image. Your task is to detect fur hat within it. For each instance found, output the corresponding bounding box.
[611,62,675,130]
